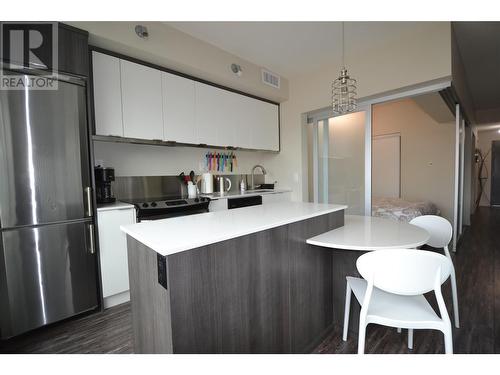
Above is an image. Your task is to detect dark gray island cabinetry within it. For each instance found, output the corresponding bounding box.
[123,203,345,353]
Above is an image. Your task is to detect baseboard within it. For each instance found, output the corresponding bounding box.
[103,290,130,309]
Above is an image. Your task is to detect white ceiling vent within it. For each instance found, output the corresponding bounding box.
[261,69,280,89]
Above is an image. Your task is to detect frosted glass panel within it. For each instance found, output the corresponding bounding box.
[318,112,366,214]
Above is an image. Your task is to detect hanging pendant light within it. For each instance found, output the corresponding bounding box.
[332,22,357,115]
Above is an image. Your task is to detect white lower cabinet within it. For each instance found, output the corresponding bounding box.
[97,205,136,308]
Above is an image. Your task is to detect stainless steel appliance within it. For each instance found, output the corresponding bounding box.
[228,196,263,210]
[122,195,210,222]
[113,176,210,221]
[94,166,116,204]
[0,73,98,339]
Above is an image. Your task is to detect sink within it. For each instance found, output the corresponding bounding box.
[246,189,275,193]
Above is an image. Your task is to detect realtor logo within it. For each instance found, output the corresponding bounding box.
[0,22,58,90]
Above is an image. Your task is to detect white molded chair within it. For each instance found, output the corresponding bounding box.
[409,215,459,328]
[343,249,453,354]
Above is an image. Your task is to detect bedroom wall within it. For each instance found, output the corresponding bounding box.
[372,98,456,222]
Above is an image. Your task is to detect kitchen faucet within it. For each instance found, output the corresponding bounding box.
[250,164,267,190]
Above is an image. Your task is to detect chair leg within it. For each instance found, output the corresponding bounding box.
[397,327,401,334]
[358,323,367,354]
[443,326,453,354]
[450,270,460,329]
[408,329,414,350]
[343,282,352,341]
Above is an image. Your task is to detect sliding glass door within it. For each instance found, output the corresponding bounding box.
[308,108,370,215]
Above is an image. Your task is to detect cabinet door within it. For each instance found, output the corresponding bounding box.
[252,100,279,151]
[97,208,136,299]
[162,72,196,143]
[232,94,255,149]
[58,24,89,77]
[229,92,280,151]
[92,51,123,137]
[195,82,235,147]
[120,60,163,140]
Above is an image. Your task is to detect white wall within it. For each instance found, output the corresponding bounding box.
[372,99,456,222]
[477,129,500,206]
[93,141,281,184]
[271,22,452,201]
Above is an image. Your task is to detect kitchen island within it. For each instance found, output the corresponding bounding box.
[121,202,346,353]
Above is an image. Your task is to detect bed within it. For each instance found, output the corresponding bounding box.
[372,197,440,222]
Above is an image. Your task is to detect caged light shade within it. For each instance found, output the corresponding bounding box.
[332,22,357,115]
[332,68,357,115]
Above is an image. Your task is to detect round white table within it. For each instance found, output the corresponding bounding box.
[306,215,430,251]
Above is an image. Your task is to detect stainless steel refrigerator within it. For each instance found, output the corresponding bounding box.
[0,73,98,339]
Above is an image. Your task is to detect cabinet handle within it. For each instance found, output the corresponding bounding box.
[87,223,96,255]
[84,186,93,217]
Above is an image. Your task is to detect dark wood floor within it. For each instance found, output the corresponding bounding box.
[314,206,500,354]
[1,207,499,354]
[0,302,133,354]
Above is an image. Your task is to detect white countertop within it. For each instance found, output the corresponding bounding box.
[201,188,291,200]
[97,201,135,212]
[306,215,430,251]
[121,202,347,256]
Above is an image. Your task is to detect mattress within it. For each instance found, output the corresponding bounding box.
[372,197,440,222]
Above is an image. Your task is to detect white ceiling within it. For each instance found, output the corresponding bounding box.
[167,22,440,79]
[453,22,500,113]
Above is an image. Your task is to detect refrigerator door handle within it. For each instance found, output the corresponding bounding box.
[84,187,93,217]
[87,223,96,255]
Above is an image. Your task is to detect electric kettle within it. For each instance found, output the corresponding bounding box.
[217,176,232,194]
[197,173,214,194]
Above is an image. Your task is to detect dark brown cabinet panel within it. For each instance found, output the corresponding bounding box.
[167,246,219,353]
[214,226,290,353]
[168,226,290,353]
[127,210,345,353]
[288,212,343,352]
[58,23,89,77]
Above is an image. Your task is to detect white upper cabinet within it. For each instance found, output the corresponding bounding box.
[252,100,280,151]
[120,60,163,140]
[195,82,231,146]
[92,52,279,151]
[233,94,279,151]
[162,72,196,143]
[92,51,123,137]
[195,82,279,150]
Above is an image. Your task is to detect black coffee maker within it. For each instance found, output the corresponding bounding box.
[94,166,116,204]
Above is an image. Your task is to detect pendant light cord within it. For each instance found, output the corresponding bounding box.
[341,22,345,69]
